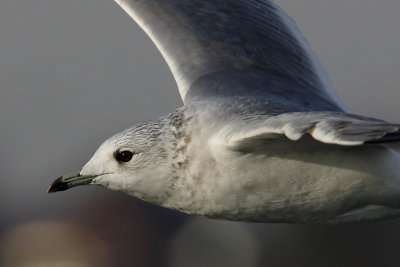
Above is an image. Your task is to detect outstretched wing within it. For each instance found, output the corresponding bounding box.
[223,112,400,151]
[114,0,345,111]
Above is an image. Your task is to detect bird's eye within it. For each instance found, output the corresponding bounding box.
[115,150,134,162]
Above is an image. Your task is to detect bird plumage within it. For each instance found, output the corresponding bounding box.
[48,0,400,224]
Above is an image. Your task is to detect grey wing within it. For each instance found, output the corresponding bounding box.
[223,112,400,151]
[114,0,345,111]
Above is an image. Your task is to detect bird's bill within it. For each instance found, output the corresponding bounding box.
[47,170,95,193]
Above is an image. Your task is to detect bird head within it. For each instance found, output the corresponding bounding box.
[47,120,174,204]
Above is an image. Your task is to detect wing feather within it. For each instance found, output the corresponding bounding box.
[114,0,344,110]
[225,112,400,149]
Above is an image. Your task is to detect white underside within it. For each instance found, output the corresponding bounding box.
[162,114,400,224]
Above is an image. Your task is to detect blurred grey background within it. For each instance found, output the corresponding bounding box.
[1,0,400,266]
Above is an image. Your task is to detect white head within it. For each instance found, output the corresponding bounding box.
[48,120,177,206]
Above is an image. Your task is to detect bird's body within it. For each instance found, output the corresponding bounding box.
[175,112,400,224]
[86,100,400,224]
[49,0,400,224]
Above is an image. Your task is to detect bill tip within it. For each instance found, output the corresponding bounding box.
[47,176,67,193]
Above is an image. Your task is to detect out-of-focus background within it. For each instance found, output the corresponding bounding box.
[1,0,400,266]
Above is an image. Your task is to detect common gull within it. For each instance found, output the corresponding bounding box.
[48,0,400,224]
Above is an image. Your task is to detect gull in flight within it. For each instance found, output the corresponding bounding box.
[48,0,400,224]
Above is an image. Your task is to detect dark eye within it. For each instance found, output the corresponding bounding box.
[115,151,134,162]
